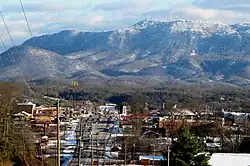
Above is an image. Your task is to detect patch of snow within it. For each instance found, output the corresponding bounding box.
[209,153,250,166]
[66,52,94,60]
[170,20,238,36]
[190,50,196,56]
[119,68,140,73]
[69,30,81,36]
[131,19,159,29]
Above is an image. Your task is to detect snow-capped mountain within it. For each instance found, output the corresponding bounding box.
[2,19,250,85]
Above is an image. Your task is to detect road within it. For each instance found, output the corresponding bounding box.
[69,108,124,166]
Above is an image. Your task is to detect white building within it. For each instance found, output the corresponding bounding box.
[16,102,36,117]
[99,103,116,112]
[121,106,128,116]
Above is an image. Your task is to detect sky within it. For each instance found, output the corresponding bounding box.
[0,0,250,51]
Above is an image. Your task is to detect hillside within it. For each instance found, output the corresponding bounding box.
[1,20,250,85]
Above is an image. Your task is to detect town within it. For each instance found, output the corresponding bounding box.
[6,96,250,166]
[0,0,250,166]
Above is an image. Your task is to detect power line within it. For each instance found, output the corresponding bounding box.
[0,12,36,98]
[0,36,15,67]
[19,0,64,101]
[0,13,15,47]
[20,0,33,38]
[18,10,67,162]
[19,0,48,98]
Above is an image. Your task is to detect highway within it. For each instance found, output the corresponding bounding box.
[68,108,124,165]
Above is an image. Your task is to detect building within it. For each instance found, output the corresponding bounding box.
[99,103,116,112]
[16,102,36,116]
[171,108,196,121]
[139,155,164,165]
[159,116,203,131]
[33,106,57,117]
[222,111,250,126]
[121,105,128,116]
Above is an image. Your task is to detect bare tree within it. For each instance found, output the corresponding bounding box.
[0,83,42,166]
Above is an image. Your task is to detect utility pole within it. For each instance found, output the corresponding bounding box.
[132,142,135,162]
[91,127,93,165]
[41,145,44,166]
[245,114,248,136]
[167,145,170,166]
[109,147,111,166]
[108,134,111,166]
[124,140,127,166]
[57,100,60,166]
[104,137,106,166]
[78,118,82,166]
[153,144,155,166]
[22,129,25,161]
[72,81,78,113]
[96,133,98,166]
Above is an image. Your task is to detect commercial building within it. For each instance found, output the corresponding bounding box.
[16,102,36,116]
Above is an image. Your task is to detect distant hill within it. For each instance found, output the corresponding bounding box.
[1,20,250,85]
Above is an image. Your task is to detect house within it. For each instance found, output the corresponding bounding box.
[172,108,196,121]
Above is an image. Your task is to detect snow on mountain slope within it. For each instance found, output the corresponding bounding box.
[130,19,238,36]
[2,19,250,85]
[0,46,95,80]
[169,20,238,36]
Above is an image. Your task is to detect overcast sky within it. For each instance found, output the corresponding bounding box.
[0,0,250,51]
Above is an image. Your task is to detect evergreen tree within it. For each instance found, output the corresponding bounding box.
[238,137,250,153]
[166,127,211,166]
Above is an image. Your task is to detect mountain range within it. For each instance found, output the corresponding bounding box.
[1,19,250,85]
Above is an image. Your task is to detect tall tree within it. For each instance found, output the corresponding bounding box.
[166,127,211,166]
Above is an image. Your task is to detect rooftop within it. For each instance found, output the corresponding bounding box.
[139,155,164,161]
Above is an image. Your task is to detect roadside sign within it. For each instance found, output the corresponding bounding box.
[38,116,51,123]
[72,81,78,87]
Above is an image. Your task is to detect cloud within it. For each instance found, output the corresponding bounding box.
[182,7,218,20]
[141,5,250,24]
[89,15,105,25]
[1,0,250,53]
[193,0,247,7]
[93,0,171,13]
[193,0,250,13]
[188,0,250,23]
[0,2,75,13]
[180,7,250,23]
